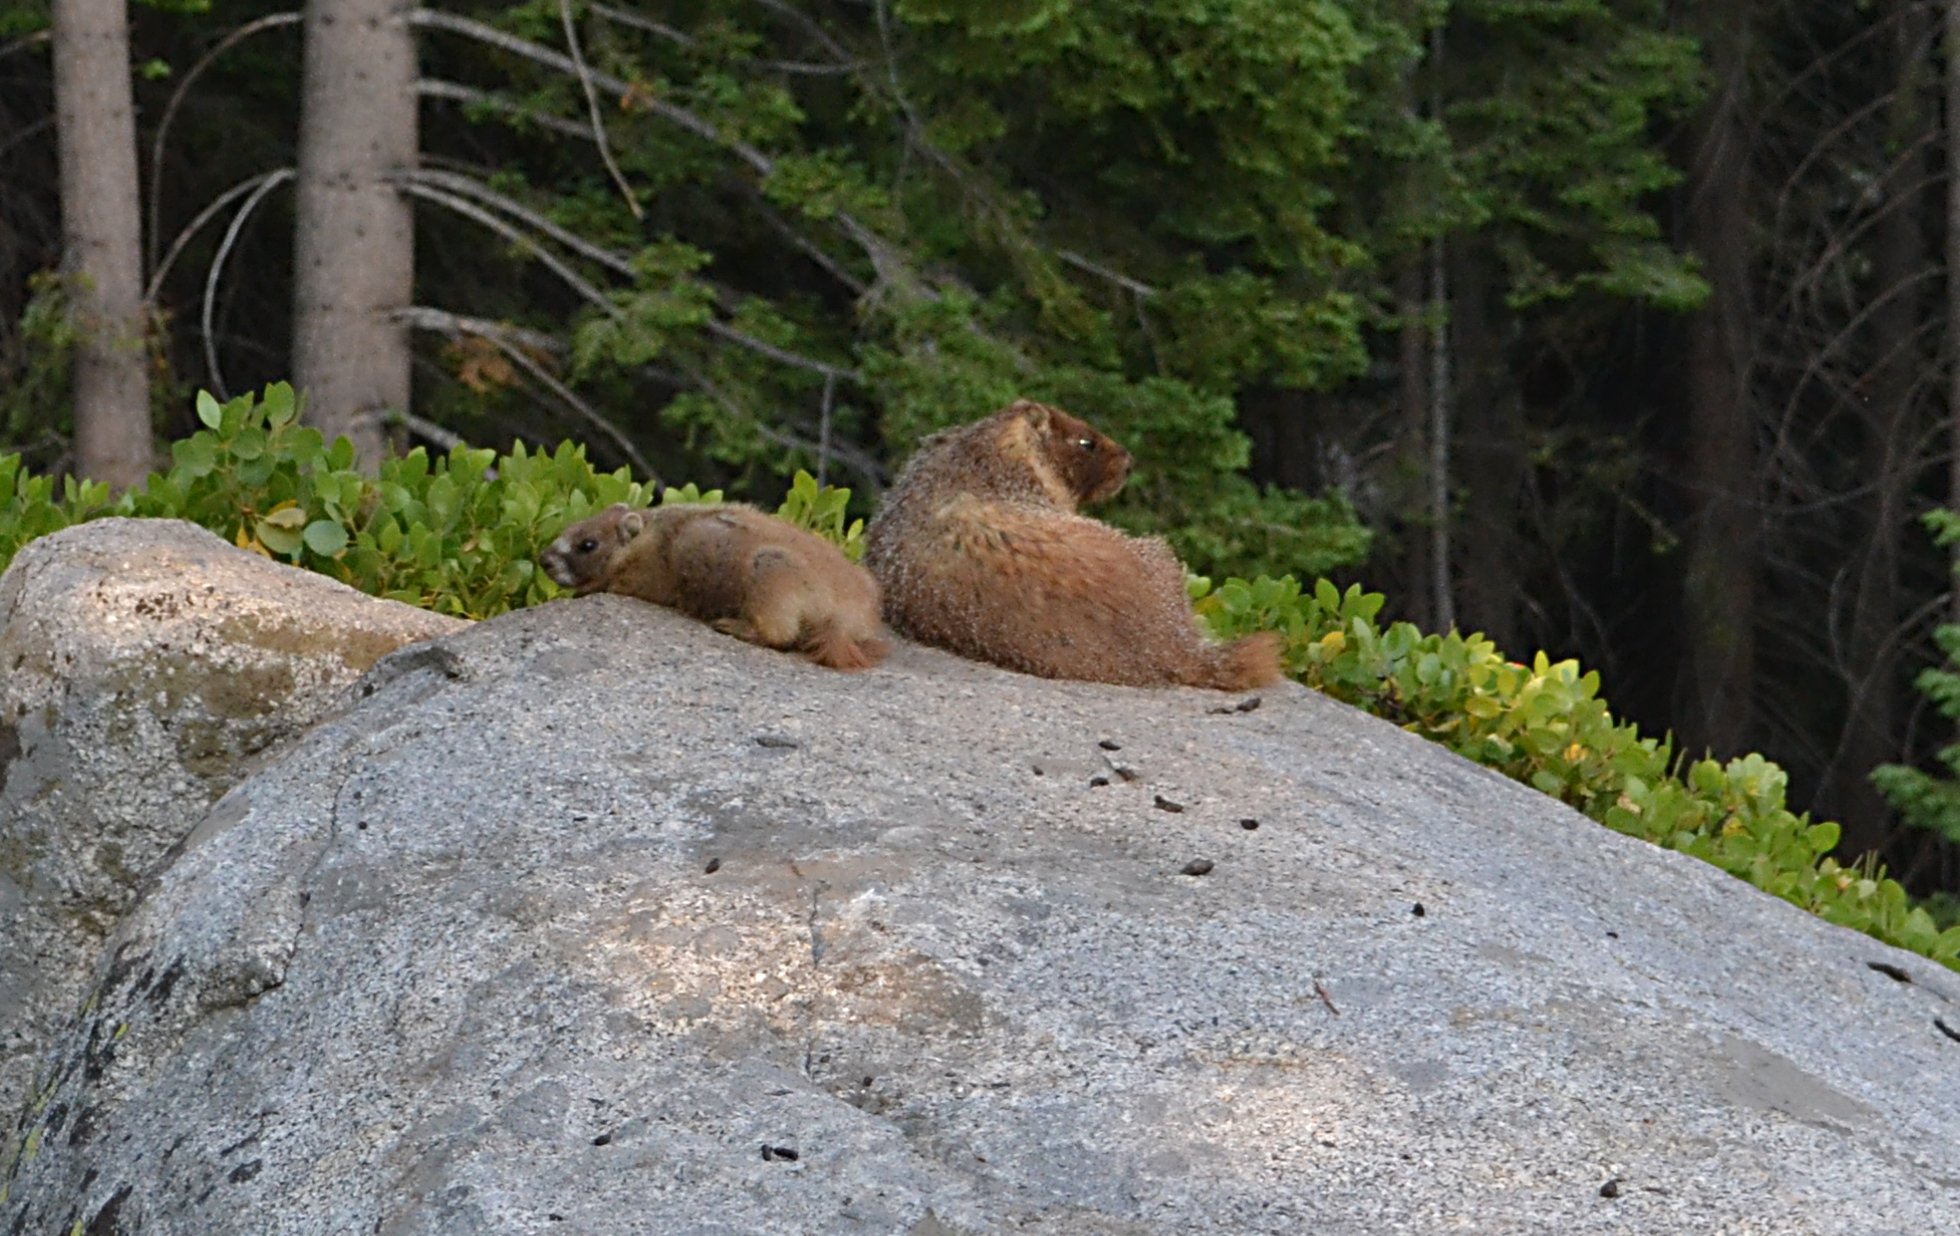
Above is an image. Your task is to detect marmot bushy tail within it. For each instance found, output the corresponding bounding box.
[540,502,890,672]
[862,399,1283,691]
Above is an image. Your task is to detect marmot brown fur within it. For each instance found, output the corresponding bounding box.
[541,502,890,671]
[862,399,1282,690]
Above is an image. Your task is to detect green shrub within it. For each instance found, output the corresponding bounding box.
[0,455,116,567]
[0,384,856,618]
[1872,511,1960,850]
[1195,574,1960,971]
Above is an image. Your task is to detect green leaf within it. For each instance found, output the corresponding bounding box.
[172,435,219,478]
[196,390,223,430]
[262,382,298,426]
[303,520,349,556]
[255,516,303,556]
[230,427,266,461]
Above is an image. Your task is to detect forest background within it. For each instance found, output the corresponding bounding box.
[7,0,1960,904]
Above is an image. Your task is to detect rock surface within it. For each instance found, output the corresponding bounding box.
[0,519,466,1122]
[4,582,1960,1234]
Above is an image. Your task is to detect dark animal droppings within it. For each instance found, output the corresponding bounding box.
[1208,696,1261,715]
[1181,859,1215,877]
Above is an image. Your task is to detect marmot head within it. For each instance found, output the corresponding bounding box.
[997,399,1131,506]
[540,503,649,592]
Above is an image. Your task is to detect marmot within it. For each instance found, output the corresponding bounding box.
[541,502,891,671]
[863,399,1282,691]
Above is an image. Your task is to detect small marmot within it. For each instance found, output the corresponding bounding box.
[862,399,1282,691]
[541,502,891,671]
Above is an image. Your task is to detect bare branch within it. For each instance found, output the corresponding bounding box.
[393,174,622,314]
[559,0,642,220]
[424,88,873,300]
[587,4,693,48]
[201,170,295,398]
[148,167,295,304]
[399,169,859,381]
[747,0,856,66]
[404,168,636,276]
[408,7,923,299]
[750,193,869,295]
[1058,250,1158,299]
[668,358,886,493]
[707,318,858,382]
[382,407,473,453]
[410,10,729,153]
[590,2,861,75]
[419,79,598,141]
[0,29,51,64]
[392,305,565,355]
[397,303,658,481]
[147,13,303,272]
[0,115,54,162]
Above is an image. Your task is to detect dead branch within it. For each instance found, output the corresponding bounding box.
[558,0,642,219]
[419,80,599,142]
[147,12,303,272]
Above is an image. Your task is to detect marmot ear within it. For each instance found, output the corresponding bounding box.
[1015,400,1051,432]
[618,509,649,538]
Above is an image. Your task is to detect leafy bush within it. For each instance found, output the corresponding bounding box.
[773,469,868,562]
[1873,510,1960,850]
[0,384,866,618]
[1195,574,1960,970]
[114,385,653,616]
[0,454,116,564]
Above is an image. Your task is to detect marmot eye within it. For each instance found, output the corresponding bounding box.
[1075,437,1096,452]
[577,538,599,553]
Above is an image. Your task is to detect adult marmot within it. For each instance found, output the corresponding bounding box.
[863,399,1281,690]
[541,502,890,671]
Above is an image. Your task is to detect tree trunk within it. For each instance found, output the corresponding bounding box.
[292,0,418,465]
[52,0,152,489]
[1678,9,1758,759]
[1428,233,1455,633]
[1426,22,1455,634]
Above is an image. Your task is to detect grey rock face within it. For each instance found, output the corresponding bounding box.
[0,519,466,1123]
[4,591,1959,1234]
